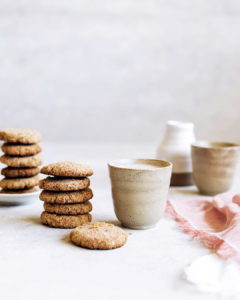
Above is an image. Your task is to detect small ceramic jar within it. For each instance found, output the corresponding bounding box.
[157,120,195,186]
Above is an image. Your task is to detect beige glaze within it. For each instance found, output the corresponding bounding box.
[191,141,240,195]
[108,159,172,229]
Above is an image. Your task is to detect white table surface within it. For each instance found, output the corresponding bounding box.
[1,142,239,300]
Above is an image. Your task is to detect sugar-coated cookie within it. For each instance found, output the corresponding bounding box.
[0,128,41,144]
[0,187,37,194]
[41,161,93,177]
[70,222,128,250]
[0,175,39,190]
[1,167,40,178]
[40,211,92,228]
[0,154,43,167]
[44,201,92,215]
[1,143,41,156]
[39,188,93,204]
[39,177,90,191]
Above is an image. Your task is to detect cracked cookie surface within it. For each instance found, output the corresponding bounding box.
[39,177,90,191]
[0,175,39,190]
[0,128,41,144]
[0,154,43,167]
[41,161,93,177]
[39,188,93,204]
[41,211,92,228]
[1,143,41,156]
[44,201,92,215]
[70,222,128,250]
[1,167,40,178]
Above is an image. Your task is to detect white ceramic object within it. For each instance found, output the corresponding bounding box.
[0,190,40,206]
[157,120,195,186]
[108,158,172,229]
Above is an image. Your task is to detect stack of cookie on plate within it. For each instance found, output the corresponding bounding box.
[39,161,94,228]
[0,128,42,193]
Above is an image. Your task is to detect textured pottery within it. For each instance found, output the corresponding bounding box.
[108,159,172,230]
[191,141,240,195]
[157,120,195,186]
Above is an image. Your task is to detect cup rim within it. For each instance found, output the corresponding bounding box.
[191,141,240,149]
[108,158,172,171]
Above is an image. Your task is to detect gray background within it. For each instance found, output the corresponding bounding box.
[1,0,240,143]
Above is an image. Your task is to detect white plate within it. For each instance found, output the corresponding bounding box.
[0,190,40,206]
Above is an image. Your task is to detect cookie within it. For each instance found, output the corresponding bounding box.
[1,167,40,178]
[70,222,128,250]
[41,211,92,228]
[1,143,41,156]
[0,187,37,194]
[0,154,43,167]
[41,161,93,177]
[39,188,93,204]
[44,201,92,215]
[0,175,39,190]
[0,128,41,144]
[39,177,90,191]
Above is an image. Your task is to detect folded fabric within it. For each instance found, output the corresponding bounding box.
[166,193,240,262]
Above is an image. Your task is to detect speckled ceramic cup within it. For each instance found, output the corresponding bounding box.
[108,159,172,229]
[191,141,240,195]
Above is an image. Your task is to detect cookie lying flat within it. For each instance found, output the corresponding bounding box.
[70,222,128,250]
[41,161,93,177]
[1,143,41,156]
[0,175,39,190]
[0,154,43,167]
[39,177,90,191]
[0,128,41,144]
[44,201,92,215]
[0,187,37,194]
[39,188,93,204]
[1,167,40,178]
[41,211,92,228]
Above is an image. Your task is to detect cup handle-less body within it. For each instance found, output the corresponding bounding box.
[108,159,172,229]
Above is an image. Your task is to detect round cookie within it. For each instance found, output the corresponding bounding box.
[41,211,92,228]
[1,143,41,156]
[39,177,90,191]
[0,154,43,167]
[0,175,39,190]
[1,167,40,178]
[70,222,128,250]
[41,161,93,177]
[0,128,41,144]
[0,187,37,194]
[39,188,93,204]
[44,201,92,215]
[0,154,43,168]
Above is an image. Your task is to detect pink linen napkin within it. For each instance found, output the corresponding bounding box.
[166,193,240,262]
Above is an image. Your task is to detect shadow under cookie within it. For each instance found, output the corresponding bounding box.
[17,216,42,226]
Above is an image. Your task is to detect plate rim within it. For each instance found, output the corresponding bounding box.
[0,190,41,199]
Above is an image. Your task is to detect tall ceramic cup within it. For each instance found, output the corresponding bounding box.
[108,159,172,229]
[191,141,240,195]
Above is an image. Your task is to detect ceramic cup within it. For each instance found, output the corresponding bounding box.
[191,141,240,195]
[108,158,172,229]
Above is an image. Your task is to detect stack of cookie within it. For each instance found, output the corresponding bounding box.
[0,128,43,193]
[39,161,94,228]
